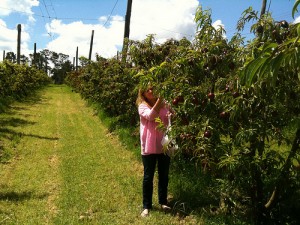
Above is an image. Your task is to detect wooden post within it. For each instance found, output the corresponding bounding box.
[123,0,132,40]
[33,43,37,66]
[122,0,133,62]
[3,50,5,61]
[76,47,78,71]
[260,0,267,18]
[73,57,75,70]
[17,24,21,64]
[89,30,94,61]
[45,60,48,74]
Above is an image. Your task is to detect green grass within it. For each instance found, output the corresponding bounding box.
[0,85,205,224]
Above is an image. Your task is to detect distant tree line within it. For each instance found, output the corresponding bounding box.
[3,49,74,84]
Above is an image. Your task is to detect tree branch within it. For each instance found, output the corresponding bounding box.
[264,128,300,209]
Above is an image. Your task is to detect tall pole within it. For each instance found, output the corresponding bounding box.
[122,0,133,61]
[76,47,78,71]
[3,50,5,61]
[17,24,21,64]
[33,43,37,66]
[45,60,48,74]
[89,30,94,61]
[260,0,267,18]
[123,0,132,40]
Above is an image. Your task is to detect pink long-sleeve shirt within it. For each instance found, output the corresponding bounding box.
[138,102,170,155]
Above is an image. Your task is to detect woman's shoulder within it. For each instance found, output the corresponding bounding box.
[139,102,151,108]
[138,102,151,113]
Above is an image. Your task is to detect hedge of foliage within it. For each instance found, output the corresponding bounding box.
[0,61,51,104]
[66,6,300,224]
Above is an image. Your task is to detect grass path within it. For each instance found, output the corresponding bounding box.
[0,85,196,224]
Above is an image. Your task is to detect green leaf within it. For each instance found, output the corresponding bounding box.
[262,43,278,54]
[242,56,268,86]
[282,37,299,46]
[270,52,284,84]
[292,0,300,19]
[258,56,272,79]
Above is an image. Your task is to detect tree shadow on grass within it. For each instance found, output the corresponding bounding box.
[0,91,57,142]
[0,128,59,141]
[168,158,220,218]
[0,117,36,128]
[0,91,46,114]
[0,190,48,202]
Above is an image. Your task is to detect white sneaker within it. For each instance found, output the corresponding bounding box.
[141,209,149,217]
[161,204,171,211]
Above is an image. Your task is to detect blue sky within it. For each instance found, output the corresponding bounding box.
[0,0,299,61]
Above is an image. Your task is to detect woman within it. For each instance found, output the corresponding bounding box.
[136,87,171,217]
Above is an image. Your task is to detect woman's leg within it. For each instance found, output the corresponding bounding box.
[142,154,157,209]
[157,154,170,205]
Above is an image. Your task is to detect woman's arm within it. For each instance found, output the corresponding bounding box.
[139,104,158,121]
[152,98,163,113]
[138,98,165,121]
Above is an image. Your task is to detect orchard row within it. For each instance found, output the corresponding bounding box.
[0,61,51,104]
[66,7,300,223]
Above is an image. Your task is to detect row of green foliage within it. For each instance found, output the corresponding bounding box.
[66,6,300,224]
[0,61,51,107]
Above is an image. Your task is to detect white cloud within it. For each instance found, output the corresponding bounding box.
[1,0,199,61]
[294,16,300,24]
[0,0,38,59]
[0,20,30,57]
[130,0,198,43]
[0,0,39,22]
[212,20,224,30]
[212,19,226,38]
[45,16,124,60]
[43,0,199,61]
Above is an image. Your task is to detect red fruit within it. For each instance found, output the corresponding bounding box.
[225,85,230,92]
[172,98,179,106]
[204,130,212,138]
[280,20,289,29]
[207,92,215,100]
[172,96,184,106]
[192,97,199,105]
[219,111,229,119]
[232,91,239,98]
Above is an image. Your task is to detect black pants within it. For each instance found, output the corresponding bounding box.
[142,154,170,209]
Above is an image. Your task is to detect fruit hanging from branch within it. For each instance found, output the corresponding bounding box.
[207,92,215,101]
[172,96,184,106]
[204,130,212,138]
[280,20,289,29]
[232,91,240,98]
[219,111,230,119]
